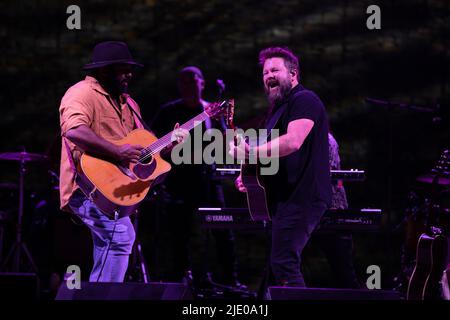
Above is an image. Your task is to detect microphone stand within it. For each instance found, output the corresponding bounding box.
[365,98,440,224]
[365,97,441,290]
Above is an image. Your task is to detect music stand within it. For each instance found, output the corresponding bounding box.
[0,152,44,273]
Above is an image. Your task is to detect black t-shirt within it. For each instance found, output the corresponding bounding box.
[265,84,331,212]
[151,99,224,206]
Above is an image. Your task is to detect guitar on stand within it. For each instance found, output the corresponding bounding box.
[407,149,449,300]
[442,266,450,300]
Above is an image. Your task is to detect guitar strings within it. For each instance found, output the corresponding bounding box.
[138,101,228,163]
[139,102,230,162]
[138,112,210,163]
[139,115,205,161]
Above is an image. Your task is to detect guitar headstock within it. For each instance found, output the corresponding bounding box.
[205,99,235,127]
[225,99,235,130]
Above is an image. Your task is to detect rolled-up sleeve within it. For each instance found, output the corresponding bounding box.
[60,87,94,136]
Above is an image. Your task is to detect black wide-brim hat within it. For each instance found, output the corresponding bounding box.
[83,41,143,70]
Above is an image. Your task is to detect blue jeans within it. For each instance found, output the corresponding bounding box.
[68,190,136,282]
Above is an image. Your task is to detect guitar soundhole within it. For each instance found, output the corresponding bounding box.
[133,157,157,179]
[140,155,153,164]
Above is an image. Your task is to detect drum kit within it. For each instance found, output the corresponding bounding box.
[412,149,450,230]
[0,150,48,273]
[0,149,150,282]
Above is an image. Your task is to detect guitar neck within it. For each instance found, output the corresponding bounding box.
[145,111,210,154]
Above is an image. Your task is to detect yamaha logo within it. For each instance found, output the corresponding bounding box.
[205,215,234,222]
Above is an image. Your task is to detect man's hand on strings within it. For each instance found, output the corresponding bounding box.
[171,123,190,144]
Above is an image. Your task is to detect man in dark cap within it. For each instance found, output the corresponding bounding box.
[59,41,187,282]
[151,66,244,289]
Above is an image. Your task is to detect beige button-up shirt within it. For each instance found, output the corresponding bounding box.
[59,76,143,212]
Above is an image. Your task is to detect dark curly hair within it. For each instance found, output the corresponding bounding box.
[258,46,300,80]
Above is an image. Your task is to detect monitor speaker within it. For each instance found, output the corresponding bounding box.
[267,286,401,300]
[55,281,193,300]
[0,273,40,301]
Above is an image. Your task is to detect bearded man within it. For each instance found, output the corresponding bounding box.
[232,47,331,287]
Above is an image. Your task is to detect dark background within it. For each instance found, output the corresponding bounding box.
[0,0,449,294]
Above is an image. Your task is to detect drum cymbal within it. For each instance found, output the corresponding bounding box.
[0,152,47,162]
[416,174,450,186]
[0,182,18,190]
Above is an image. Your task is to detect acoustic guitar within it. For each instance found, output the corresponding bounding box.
[76,100,234,219]
[225,102,271,222]
[406,150,449,300]
[406,232,448,300]
[240,162,271,221]
[442,266,450,300]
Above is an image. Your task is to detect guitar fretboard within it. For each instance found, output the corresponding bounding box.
[139,112,209,161]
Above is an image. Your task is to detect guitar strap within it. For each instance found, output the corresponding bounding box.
[124,96,151,131]
[63,137,77,176]
[264,104,288,134]
[63,137,97,201]
[264,89,309,139]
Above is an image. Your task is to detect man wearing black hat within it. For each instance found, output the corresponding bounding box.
[59,41,187,282]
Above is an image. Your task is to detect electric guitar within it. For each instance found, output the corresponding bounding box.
[77,100,234,219]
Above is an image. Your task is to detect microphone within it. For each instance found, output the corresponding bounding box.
[48,169,60,182]
[365,97,439,113]
[216,79,225,98]
[216,79,225,91]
